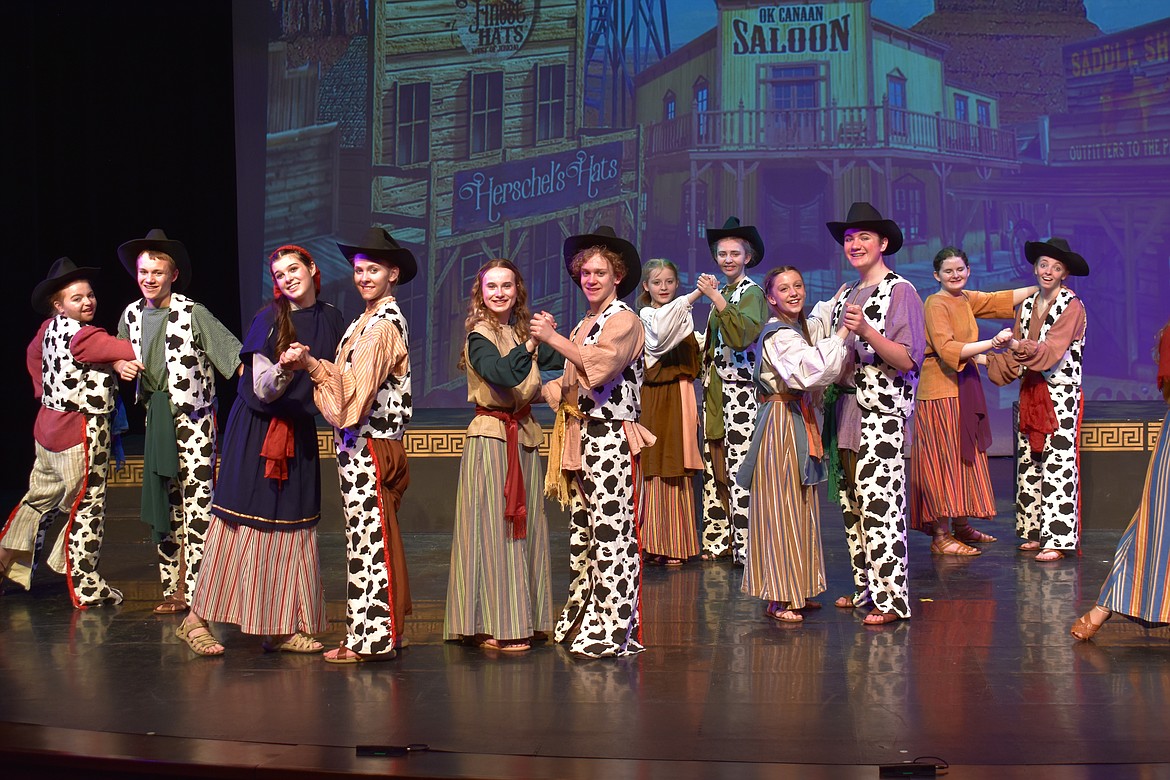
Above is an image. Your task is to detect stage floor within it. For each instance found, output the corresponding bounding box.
[2,459,1169,779]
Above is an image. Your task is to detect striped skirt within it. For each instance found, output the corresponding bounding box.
[641,475,699,559]
[444,437,553,642]
[190,517,327,635]
[1097,409,1170,624]
[741,402,825,607]
[909,396,996,532]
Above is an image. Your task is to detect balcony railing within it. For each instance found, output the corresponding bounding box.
[646,105,1016,163]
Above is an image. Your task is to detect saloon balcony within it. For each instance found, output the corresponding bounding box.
[645,104,1018,166]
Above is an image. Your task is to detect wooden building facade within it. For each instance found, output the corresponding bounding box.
[634,0,1017,295]
[373,0,640,401]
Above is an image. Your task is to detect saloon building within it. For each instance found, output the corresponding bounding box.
[634,0,1018,293]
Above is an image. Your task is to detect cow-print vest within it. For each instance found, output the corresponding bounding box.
[572,299,643,422]
[123,294,214,415]
[1019,287,1083,387]
[709,277,762,384]
[832,272,919,418]
[340,299,412,440]
[40,315,117,415]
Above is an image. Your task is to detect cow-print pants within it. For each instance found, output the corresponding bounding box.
[158,409,216,601]
[1,415,121,607]
[701,380,756,562]
[839,409,911,618]
[555,419,644,658]
[335,432,411,657]
[1015,384,1081,551]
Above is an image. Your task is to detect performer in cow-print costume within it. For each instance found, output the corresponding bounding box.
[822,203,925,625]
[1,258,139,608]
[988,237,1088,562]
[531,226,654,658]
[117,229,242,614]
[290,227,416,663]
[699,217,768,563]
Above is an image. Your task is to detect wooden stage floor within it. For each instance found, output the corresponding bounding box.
[2,459,1169,779]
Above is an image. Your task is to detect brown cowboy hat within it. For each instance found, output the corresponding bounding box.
[32,256,100,315]
[562,225,642,300]
[336,227,418,284]
[117,228,192,292]
[1024,237,1089,277]
[826,202,903,256]
[706,216,765,267]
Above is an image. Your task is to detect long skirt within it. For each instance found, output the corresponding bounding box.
[909,397,996,533]
[1096,409,1170,624]
[642,475,699,560]
[741,403,825,608]
[444,438,552,642]
[191,518,327,635]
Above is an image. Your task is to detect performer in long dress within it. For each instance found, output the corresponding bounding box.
[0,257,139,607]
[176,246,344,656]
[739,266,847,623]
[822,202,926,625]
[987,238,1088,562]
[1072,318,1170,640]
[288,227,416,663]
[444,259,559,653]
[531,226,654,658]
[699,217,768,563]
[910,246,1034,556]
[636,259,707,566]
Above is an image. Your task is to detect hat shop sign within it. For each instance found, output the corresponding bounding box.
[456,0,534,60]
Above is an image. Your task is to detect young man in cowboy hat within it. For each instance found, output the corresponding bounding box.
[529,225,654,658]
[285,226,416,663]
[987,237,1088,562]
[0,258,141,607]
[822,202,925,624]
[116,228,242,614]
[698,216,768,563]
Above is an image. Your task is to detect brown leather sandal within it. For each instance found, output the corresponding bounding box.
[931,532,981,556]
[1071,606,1112,641]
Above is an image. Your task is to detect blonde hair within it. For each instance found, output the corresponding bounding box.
[458,258,531,371]
[636,258,679,309]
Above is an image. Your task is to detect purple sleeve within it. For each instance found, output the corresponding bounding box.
[886,283,927,369]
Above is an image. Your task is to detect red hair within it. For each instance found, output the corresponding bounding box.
[269,244,321,300]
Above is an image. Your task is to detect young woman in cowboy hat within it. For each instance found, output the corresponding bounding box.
[698,217,769,563]
[285,227,417,663]
[1072,316,1170,640]
[1,258,139,607]
[822,202,926,625]
[176,245,345,657]
[116,228,243,615]
[444,259,560,653]
[530,226,655,658]
[987,237,1089,562]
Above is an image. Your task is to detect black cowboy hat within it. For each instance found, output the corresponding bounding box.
[562,225,642,300]
[1024,237,1090,277]
[32,256,100,315]
[117,228,193,292]
[336,227,418,284]
[706,216,765,267]
[826,202,903,256]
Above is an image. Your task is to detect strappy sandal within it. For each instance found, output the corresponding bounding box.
[863,610,903,626]
[1018,540,1041,551]
[835,594,870,609]
[263,632,324,654]
[175,619,224,656]
[1035,549,1065,562]
[1071,606,1112,641]
[953,523,997,544]
[154,593,189,614]
[766,602,803,623]
[931,533,981,556]
[323,643,396,664]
